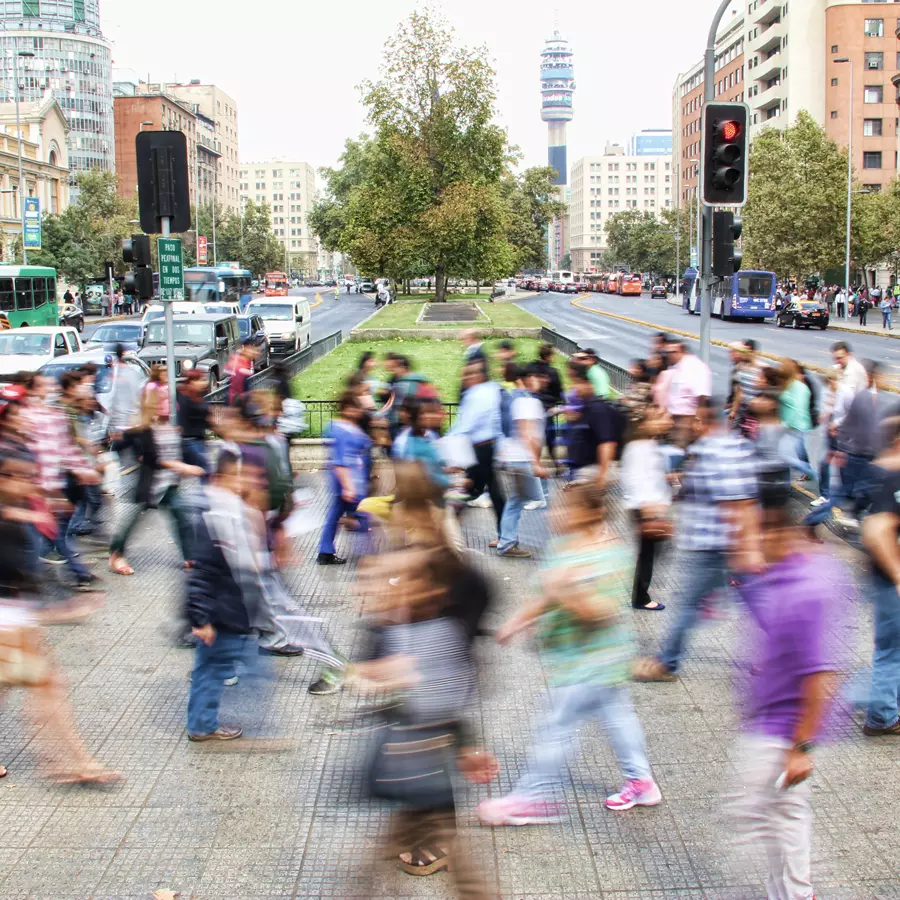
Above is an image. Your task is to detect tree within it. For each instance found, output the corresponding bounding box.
[742,111,848,278]
[499,166,565,273]
[236,200,284,277]
[604,209,679,277]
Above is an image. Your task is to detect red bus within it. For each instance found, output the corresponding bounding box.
[264,271,289,296]
[618,273,642,296]
[606,273,620,294]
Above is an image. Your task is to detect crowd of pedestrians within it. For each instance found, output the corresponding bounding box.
[777,281,900,329]
[1,317,898,900]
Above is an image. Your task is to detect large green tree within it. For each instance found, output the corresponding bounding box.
[500,166,566,273]
[604,208,680,277]
[742,111,847,278]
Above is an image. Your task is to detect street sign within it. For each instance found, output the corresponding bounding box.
[690,246,698,267]
[197,235,207,265]
[158,237,184,300]
[23,197,40,250]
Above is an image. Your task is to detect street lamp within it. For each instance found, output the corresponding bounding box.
[138,120,152,132]
[12,48,34,264]
[835,57,853,318]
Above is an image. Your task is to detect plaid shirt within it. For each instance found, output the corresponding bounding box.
[23,400,89,495]
[676,430,758,552]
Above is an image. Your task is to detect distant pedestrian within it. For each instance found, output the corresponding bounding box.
[859,294,870,326]
[883,295,893,330]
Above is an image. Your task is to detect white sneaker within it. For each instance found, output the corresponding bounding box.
[467,493,493,508]
[809,496,828,508]
[524,500,547,511]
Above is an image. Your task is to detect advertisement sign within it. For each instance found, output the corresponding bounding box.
[197,235,208,265]
[23,196,40,250]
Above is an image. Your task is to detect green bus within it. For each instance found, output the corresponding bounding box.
[0,265,58,329]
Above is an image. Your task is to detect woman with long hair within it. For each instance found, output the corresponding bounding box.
[777,358,816,484]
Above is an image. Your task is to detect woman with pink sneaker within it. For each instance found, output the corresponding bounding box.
[477,483,661,826]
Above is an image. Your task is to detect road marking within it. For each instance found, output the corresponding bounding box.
[568,295,900,393]
[309,293,324,310]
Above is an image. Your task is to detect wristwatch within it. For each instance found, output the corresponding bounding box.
[793,740,816,754]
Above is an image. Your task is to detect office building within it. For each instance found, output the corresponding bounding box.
[628,129,673,156]
[137,81,239,212]
[0,0,114,179]
[239,160,317,275]
[568,144,673,272]
[0,94,68,257]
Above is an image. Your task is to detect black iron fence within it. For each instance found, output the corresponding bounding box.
[540,325,632,395]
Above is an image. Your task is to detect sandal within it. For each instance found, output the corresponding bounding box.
[108,556,134,577]
[51,765,122,786]
[633,601,666,612]
[399,846,450,877]
[632,657,679,683]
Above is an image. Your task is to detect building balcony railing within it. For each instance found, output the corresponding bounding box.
[751,21,783,55]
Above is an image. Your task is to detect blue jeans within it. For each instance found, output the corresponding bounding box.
[43,512,90,579]
[187,631,264,736]
[497,464,543,553]
[866,573,900,730]
[68,483,102,536]
[779,430,816,482]
[883,307,893,329]
[842,454,875,518]
[182,438,209,480]
[660,549,730,673]
[512,681,652,800]
[318,493,368,555]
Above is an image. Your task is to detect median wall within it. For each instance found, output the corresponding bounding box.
[348,326,542,341]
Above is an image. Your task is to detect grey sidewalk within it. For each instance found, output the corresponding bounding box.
[0,473,895,899]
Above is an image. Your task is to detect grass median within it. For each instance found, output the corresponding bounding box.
[355,299,546,330]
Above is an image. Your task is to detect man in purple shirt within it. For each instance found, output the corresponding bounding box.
[732,486,840,900]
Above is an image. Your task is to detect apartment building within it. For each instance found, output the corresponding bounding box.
[568,144,673,273]
[239,160,317,275]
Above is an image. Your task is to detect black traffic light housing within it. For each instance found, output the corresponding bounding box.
[712,211,743,277]
[122,233,153,300]
[135,130,192,234]
[701,102,749,207]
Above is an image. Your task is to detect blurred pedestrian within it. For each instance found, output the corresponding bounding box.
[177,369,211,477]
[565,361,619,488]
[777,359,816,483]
[663,338,712,447]
[831,341,868,396]
[478,483,661,825]
[227,339,259,405]
[532,342,564,473]
[573,348,611,399]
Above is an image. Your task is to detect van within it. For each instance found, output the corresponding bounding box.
[246,296,311,356]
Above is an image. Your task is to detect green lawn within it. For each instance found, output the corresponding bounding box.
[394,292,492,301]
[356,300,546,330]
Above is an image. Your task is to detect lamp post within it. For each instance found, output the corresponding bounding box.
[835,57,853,319]
[12,48,34,264]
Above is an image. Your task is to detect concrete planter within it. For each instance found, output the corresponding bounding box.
[349,327,542,341]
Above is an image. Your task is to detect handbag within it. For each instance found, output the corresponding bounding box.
[368,719,457,809]
[639,505,674,542]
[0,624,50,687]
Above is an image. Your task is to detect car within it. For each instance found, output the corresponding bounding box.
[138,313,240,392]
[776,300,829,330]
[85,322,143,352]
[58,302,85,333]
[140,301,205,332]
[237,313,270,371]
[563,283,578,294]
[246,297,312,356]
[650,284,668,299]
[359,281,376,293]
[40,348,150,434]
[0,326,82,379]
[203,300,242,318]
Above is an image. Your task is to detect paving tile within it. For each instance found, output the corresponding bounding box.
[0,847,115,898]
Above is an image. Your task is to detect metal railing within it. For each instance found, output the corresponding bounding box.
[540,326,580,357]
[540,326,632,395]
[300,400,461,438]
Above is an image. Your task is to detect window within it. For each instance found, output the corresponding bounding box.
[0,279,12,312]
[831,44,839,54]
[865,85,884,103]
[831,78,839,86]
[22,0,39,15]
[31,277,46,308]
[866,51,884,70]
[863,184,882,194]
[863,151,883,168]
[864,118,883,136]
[865,18,884,36]
[15,278,33,310]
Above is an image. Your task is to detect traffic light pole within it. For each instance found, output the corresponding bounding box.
[699,0,735,366]
[161,216,178,413]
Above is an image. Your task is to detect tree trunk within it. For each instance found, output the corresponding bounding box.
[434,266,446,302]
[475,279,481,295]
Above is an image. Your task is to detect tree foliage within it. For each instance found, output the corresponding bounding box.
[502,166,566,272]
[603,207,685,277]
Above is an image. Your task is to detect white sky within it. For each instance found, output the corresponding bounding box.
[103,0,741,180]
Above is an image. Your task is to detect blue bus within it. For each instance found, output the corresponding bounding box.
[683,268,777,320]
[183,265,253,310]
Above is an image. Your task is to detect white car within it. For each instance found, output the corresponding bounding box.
[0,326,82,378]
[140,302,204,332]
[203,300,242,318]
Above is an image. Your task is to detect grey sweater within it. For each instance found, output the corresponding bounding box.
[838,388,879,459]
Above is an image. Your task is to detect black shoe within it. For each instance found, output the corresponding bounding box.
[258,645,305,657]
[308,676,342,695]
[39,550,66,566]
[316,553,347,566]
[76,574,99,592]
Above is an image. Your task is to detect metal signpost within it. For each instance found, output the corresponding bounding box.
[23,196,40,251]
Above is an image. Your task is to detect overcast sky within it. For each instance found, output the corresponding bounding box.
[103,0,741,180]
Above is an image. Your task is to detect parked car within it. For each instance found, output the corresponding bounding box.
[359,281,376,293]
[138,313,240,392]
[0,326,82,379]
[650,284,668,299]
[237,313,270,371]
[85,322,143,352]
[563,283,578,294]
[58,302,85,333]
[776,299,829,330]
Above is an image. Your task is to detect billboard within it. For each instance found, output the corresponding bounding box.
[197,235,208,265]
[23,196,40,250]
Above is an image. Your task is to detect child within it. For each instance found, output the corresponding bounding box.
[477,483,661,824]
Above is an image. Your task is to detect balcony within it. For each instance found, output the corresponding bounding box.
[752,20,784,55]
[754,52,783,84]
[753,80,785,111]
[752,0,783,27]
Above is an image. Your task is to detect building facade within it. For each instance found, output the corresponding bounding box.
[628,129,673,156]
[137,81,239,213]
[0,95,68,257]
[0,0,114,179]
[568,145,673,273]
[239,160,317,276]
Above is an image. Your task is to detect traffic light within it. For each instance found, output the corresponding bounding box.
[122,233,153,300]
[712,211,743,277]
[701,101,749,207]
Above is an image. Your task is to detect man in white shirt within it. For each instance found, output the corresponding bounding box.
[664,338,713,446]
[831,341,868,396]
[835,289,846,319]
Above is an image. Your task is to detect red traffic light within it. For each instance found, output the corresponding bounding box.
[721,120,740,141]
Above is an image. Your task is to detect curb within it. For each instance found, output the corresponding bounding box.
[824,321,900,339]
[568,295,900,394]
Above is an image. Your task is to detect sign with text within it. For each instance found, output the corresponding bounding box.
[23,196,41,250]
[690,246,698,267]
[197,235,207,265]
[158,237,184,300]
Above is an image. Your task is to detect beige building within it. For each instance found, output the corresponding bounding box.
[137,81,240,213]
[239,160,317,276]
[569,144,673,273]
[0,95,69,259]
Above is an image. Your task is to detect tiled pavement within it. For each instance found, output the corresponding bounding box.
[0,473,896,899]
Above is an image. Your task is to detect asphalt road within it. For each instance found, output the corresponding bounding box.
[82,285,376,344]
[519,290,900,392]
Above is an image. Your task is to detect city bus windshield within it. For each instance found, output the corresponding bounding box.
[184,272,219,303]
[738,274,774,297]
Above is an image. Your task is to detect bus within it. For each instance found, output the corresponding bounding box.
[183,265,253,311]
[264,271,289,296]
[683,268,777,320]
[606,273,620,294]
[618,273,643,296]
[0,265,58,328]
[549,270,575,287]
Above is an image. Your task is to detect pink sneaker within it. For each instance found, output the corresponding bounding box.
[477,795,560,826]
[605,777,662,811]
